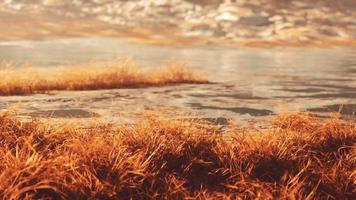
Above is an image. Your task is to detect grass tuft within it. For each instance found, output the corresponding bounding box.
[0,60,208,95]
[0,111,355,199]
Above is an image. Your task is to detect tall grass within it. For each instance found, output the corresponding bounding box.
[0,111,354,199]
[0,60,208,95]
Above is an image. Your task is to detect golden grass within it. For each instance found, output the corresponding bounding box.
[0,111,355,199]
[0,60,208,95]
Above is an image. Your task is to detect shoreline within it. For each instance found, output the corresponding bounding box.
[1,31,356,48]
[2,35,356,49]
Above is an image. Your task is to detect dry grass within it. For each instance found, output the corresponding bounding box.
[0,111,355,199]
[0,60,208,95]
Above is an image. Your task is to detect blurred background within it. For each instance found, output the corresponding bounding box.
[1,0,356,43]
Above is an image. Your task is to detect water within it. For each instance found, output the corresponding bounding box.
[0,37,355,121]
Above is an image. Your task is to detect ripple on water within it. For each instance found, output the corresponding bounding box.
[188,103,274,117]
[26,109,100,118]
[308,104,356,116]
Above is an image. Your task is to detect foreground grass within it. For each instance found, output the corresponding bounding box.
[0,60,208,95]
[0,112,355,199]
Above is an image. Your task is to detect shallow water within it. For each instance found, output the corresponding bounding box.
[0,37,355,122]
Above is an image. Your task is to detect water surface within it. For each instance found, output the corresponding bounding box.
[0,38,355,121]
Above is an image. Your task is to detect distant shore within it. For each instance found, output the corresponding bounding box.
[2,0,356,48]
[1,14,356,48]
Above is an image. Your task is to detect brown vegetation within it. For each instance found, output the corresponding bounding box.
[0,60,208,95]
[0,111,355,199]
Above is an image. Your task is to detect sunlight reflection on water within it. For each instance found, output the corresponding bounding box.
[0,37,355,120]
